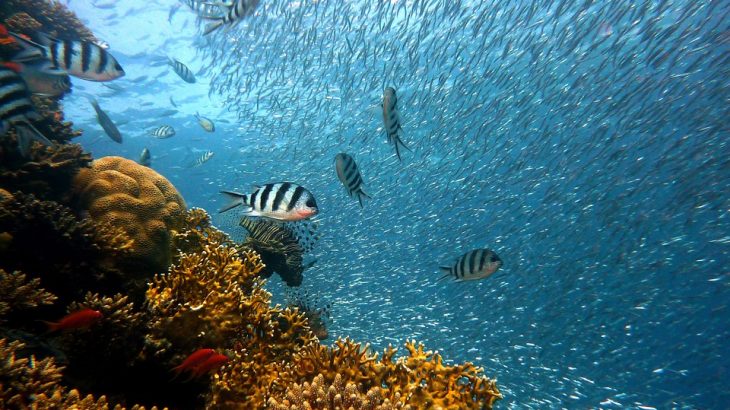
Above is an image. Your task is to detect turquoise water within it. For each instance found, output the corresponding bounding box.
[65,1,728,408]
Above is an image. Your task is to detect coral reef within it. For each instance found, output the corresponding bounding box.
[72,156,187,276]
[0,143,91,203]
[0,1,97,41]
[286,288,332,340]
[0,269,56,318]
[0,191,133,308]
[267,373,407,410]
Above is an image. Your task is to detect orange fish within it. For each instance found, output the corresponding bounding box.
[189,353,229,379]
[0,24,14,45]
[171,348,216,377]
[44,308,103,332]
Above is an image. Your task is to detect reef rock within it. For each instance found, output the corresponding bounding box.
[72,156,186,276]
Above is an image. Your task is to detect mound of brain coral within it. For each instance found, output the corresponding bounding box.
[72,156,186,276]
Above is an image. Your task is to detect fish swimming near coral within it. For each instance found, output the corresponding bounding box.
[219,182,319,221]
[439,249,503,282]
[149,125,175,139]
[0,65,53,156]
[195,112,215,132]
[334,153,371,208]
[171,348,216,378]
[44,308,103,332]
[10,31,125,82]
[88,97,122,143]
[188,353,229,379]
[13,61,71,97]
[382,87,410,161]
[189,150,215,167]
[138,147,151,166]
[203,0,260,35]
[168,57,196,83]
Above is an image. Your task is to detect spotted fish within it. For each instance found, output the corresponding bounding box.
[0,65,53,155]
[149,125,175,138]
[382,87,410,161]
[11,32,125,82]
[334,153,371,208]
[439,249,502,282]
[219,182,318,221]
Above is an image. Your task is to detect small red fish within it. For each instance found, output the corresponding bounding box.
[171,348,216,377]
[0,24,15,45]
[1,62,22,73]
[189,353,229,379]
[44,308,103,332]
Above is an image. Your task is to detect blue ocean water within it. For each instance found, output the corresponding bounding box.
[63,0,727,408]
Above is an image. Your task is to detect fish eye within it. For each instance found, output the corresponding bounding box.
[305,198,316,208]
[115,62,124,71]
[490,255,499,262]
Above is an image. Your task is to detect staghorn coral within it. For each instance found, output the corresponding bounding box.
[237,217,307,286]
[0,269,56,318]
[0,191,133,310]
[72,156,186,276]
[285,288,332,340]
[0,142,91,203]
[0,338,64,408]
[275,338,502,409]
[267,373,408,410]
[171,207,231,258]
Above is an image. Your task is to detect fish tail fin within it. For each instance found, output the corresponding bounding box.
[219,190,247,213]
[437,266,452,282]
[357,190,371,208]
[203,20,224,36]
[393,135,410,161]
[15,122,52,157]
[41,320,60,333]
[7,32,47,62]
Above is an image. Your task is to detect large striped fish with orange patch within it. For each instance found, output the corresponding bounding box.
[382,87,410,161]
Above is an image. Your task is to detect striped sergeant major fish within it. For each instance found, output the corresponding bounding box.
[439,249,502,282]
[88,97,122,143]
[168,57,196,83]
[203,0,261,36]
[0,64,53,156]
[149,125,175,138]
[219,182,319,221]
[190,150,215,167]
[10,31,125,82]
[180,0,227,19]
[195,112,215,132]
[334,153,371,208]
[382,87,410,161]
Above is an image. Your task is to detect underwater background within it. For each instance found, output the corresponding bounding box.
[6,0,728,409]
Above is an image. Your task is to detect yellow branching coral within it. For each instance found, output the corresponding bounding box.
[171,207,231,258]
[0,338,63,408]
[146,245,267,355]
[0,269,56,318]
[267,373,408,410]
[276,338,502,410]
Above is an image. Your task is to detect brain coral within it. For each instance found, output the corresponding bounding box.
[72,156,186,276]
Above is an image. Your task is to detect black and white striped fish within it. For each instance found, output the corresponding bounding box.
[149,125,175,138]
[203,0,260,35]
[439,249,503,282]
[219,182,319,221]
[334,153,371,208]
[382,87,410,161]
[180,0,227,19]
[11,32,125,82]
[88,97,122,143]
[190,150,214,167]
[0,65,53,156]
[168,58,196,83]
